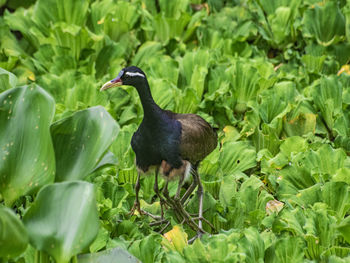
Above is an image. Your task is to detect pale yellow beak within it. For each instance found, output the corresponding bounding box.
[100,79,123,91]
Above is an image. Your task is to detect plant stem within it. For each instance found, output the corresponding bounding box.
[34,250,39,263]
[39,251,50,263]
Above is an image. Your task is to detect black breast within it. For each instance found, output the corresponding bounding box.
[131,115,183,172]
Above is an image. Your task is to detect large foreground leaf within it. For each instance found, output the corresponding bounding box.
[0,84,55,206]
[78,247,139,263]
[23,181,99,263]
[0,205,28,259]
[51,106,119,182]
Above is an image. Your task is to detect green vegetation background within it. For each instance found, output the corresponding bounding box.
[1,0,350,262]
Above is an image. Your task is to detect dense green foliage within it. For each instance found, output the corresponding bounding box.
[1,0,350,262]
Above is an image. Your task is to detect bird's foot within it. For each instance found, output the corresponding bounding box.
[159,199,169,219]
[188,232,203,244]
[172,198,207,234]
[128,201,143,216]
[149,219,170,234]
[193,216,216,232]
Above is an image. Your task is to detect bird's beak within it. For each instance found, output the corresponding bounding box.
[100,77,123,91]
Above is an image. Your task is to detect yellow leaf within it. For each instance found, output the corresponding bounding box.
[337,65,350,76]
[28,72,35,81]
[97,18,105,25]
[162,225,188,254]
[311,2,325,8]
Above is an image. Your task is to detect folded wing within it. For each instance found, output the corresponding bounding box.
[174,113,217,164]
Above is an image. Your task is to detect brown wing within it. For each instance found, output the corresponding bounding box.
[174,113,217,164]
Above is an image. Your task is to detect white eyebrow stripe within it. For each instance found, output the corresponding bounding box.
[125,72,145,78]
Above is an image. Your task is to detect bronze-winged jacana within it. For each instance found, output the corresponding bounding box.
[101,66,217,236]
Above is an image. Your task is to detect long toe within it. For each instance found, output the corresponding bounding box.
[128,200,142,216]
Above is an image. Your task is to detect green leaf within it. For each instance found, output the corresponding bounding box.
[51,23,92,61]
[219,141,257,175]
[279,136,308,159]
[182,231,243,262]
[322,181,350,219]
[0,85,55,206]
[78,247,139,263]
[301,55,326,74]
[272,207,305,236]
[311,76,342,132]
[283,107,317,137]
[276,165,316,198]
[240,176,273,214]
[238,227,265,263]
[332,168,350,185]
[4,8,41,50]
[23,181,99,263]
[88,227,109,253]
[304,204,337,259]
[179,49,210,99]
[303,144,346,176]
[258,81,296,126]
[128,234,163,263]
[302,2,345,46]
[0,67,17,92]
[92,151,118,173]
[266,236,305,263]
[0,205,28,259]
[152,14,190,44]
[228,60,260,113]
[174,88,200,113]
[149,78,176,110]
[33,0,90,33]
[51,106,119,182]
[131,42,164,68]
[258,0,300,15]
[268,7,294,45]
[219,174,238,208]
[337,216,350,245]
[296,184,322,207]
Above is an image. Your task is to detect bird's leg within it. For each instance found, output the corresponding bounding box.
[162,181,184,223]
[159,221,171,234]
[175,174,185,200]
[180,180,197,205]
[172,196,206,234]
[193,167,204,236]
[162,177,205,234]
[192,216,216,232]
[172,170,206,234]
[153,167,166,219]
[129,171,142,215]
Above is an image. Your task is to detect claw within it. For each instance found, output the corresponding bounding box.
[188,232,203,244]
[128,200,143,216]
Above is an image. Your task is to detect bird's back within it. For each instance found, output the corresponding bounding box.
[171,113,217,164]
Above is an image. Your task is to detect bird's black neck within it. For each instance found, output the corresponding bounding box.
[134,79,162,122]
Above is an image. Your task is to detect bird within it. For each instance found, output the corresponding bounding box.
[101,66,217,235]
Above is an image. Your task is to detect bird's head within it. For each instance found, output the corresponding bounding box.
[100,66,147,91]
